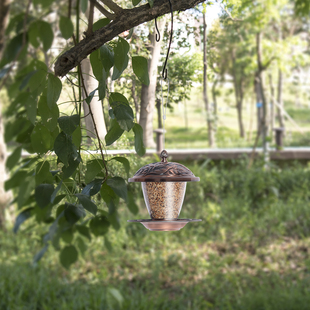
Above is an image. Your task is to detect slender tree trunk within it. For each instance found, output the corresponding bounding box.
[256,32,269,164]
[0,0,12,229]
[139,17,166,148]
[81,59,107,144]
[277,69,285,128]
[231,51,245,138]
[269,73,275,142]
[203,12,214,147]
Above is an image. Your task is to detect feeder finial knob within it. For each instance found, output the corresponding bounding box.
[160,150,168,163]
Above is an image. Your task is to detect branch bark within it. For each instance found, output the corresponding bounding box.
[54,0,205,77]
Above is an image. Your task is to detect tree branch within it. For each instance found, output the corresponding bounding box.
[91,0,115,20]
[54,0,205,77]
[216,0,242,21]
[98,0,122,13]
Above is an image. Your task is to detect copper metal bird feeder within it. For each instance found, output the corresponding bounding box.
[127,150,201,231]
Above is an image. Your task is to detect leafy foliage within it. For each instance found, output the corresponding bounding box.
[1,1,146,269]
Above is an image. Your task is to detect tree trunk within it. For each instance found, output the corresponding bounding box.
[139,17,166,148]
[277,69,285,128]
[256,32,269,164]
[269,73,275,142]
[0,0,12,229]
[81,59,107,144]
[203,12,214,147]
[231,50,245,138]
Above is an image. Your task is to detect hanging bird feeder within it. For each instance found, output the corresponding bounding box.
[127,150,201,231]
[127,0,201,231]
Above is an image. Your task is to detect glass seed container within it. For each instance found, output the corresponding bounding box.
[128,150,200,221]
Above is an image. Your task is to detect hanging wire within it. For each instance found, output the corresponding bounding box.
[160,77,170,150]
[154,0,173,80]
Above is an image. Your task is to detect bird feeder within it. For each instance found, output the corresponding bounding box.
[127,150,201,231]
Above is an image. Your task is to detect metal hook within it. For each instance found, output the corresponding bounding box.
[161,0,173,80]
[155,17,160,42]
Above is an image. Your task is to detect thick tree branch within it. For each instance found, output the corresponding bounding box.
[54,0,205,77]
[98,0,122,13]
[91,0,115,20]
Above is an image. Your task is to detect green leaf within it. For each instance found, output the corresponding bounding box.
[35,161,54,185]
[13,207,34,233]
[28,66,47,93]
[54,132,78,166]
[51,181,63,204]
[114,37,129,72]
[105,119,124,146]
[132,56,150,86]
[76,225,91,241]
[24,93,37,125]
[100,45,114,72]
[47,73,62,109]
[76,236,87,255]
[61,228,74,244]
[90,49,104,81]
[33,245,48,264]
[72,125,82,148]
[148,0,154,8]
[17,177,35,209]
[35,184,55,208]
[85,89,96,105]
[31,124,53,154]
[58,115,80,135]
[110,157,130,178]
[64,203,86,225]
[132,0,142,6]
[2,34,23,64]
[89,216,110,236]
[98,71,107,100]
[59,16,74,40]
[81,179,103,196]
[80,0,88,13]
[109,92,129,105]
[112,54,128,80]
[62,154,81,179]
[75,194,97,216]
[28,20,54,51]
[100,182,118,205]
[60,245,78,269]
[110,101,134,131]
[133,123,146,156]
[93,18,110,31]
[38,95,59,131]
[107,177,127,201]
[5,170,28,190]
[85,159,104,184]
[127,190,139,214]
[6,146,22,170]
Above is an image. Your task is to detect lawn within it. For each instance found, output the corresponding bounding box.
[1,160,310,309]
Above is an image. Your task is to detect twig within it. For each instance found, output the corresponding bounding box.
[86,0,95,37]
[79,65,108,180]
[91,0,115,20]
[68,0,72,18]
[0,0,32,92]
[98,0,122,13]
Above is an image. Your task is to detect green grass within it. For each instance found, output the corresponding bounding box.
[2,161,310,309]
